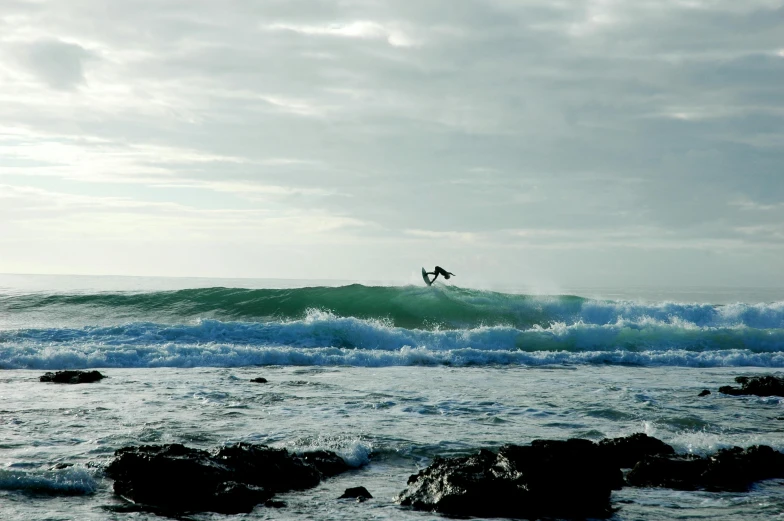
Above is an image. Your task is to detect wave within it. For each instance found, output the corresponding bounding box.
[0,467,97,495]
[3,343,784,369]
[1,285,782,369]
[2,285,784,330]
[1,310,783,369]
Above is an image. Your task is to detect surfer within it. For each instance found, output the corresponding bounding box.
[426,266,455,284]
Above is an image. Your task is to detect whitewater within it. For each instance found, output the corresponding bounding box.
[1,280,783,370]
[1,275,783,520]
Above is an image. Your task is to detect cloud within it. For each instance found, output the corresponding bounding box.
[14,39,94,89]
[0,0,782,283]
[267,21,417,47]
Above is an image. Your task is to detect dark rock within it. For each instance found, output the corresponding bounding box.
[40,370,105,384]
[598,433,676,469]
[339,486,373,501]
[211,481,272,513]
[702,445,784,491]
[105,442,351,514]
[106,444,255,514]
[49,463,74,470]
[301,450,351,477]
[213,443,320,492]
[627,445,784,491]
[250,377,268,383]
[397,438,619,519]
[626,454,708,490]
[698,389,711,397]
[719,375,784,397]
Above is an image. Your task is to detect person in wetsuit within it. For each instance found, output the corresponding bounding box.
[426,266,455,284]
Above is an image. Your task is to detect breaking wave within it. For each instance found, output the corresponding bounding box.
[1,285,782,369]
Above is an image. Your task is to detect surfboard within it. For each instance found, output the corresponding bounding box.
[421,267,432,286]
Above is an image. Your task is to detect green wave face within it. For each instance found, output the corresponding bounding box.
[0,285,586,330]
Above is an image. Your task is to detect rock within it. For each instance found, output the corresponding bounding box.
[49,463,74,470]
[250,377,268,383]
[339,486,373,501]
[213,443,320,492]
[105,443,351,514]
[627,445,784,491]
[40,370,105,384]
[598,433,676,469]
[397,438,620,519]
[301,450,351,477]
[719,375,784,397]
[626,454,707,490]
[698,389,711,396]
[105,444,257,514]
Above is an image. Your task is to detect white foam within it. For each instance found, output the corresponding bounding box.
[288,435,372,468]
[1,304,783,369]
[2,341,784,369]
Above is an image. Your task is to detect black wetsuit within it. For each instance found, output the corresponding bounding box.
[427,266,455,284]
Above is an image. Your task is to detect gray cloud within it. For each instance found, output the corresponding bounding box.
[16,39,94,89]
[0,0,782,283]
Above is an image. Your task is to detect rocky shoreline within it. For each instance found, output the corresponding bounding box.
[99,432,784,518]
[33,370,784,518]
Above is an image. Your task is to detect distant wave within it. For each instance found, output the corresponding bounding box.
[1,285,782,369]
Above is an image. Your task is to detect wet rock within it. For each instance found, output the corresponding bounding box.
[626,454,708,490]
[719,375,784,397]
[301,450,351,477]
[250,377,268,383]
[397,438,620,519]
[339,486,372,501]
[40,370,105,384]
[105,443,350,514]
[213,443,320,492]
[106,444,258,514]
[627,445,784,491]
[598,433,675,469]
[49,463,74,470]
[698,389,711,397]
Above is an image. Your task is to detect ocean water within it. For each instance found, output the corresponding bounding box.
[1,274,783,520]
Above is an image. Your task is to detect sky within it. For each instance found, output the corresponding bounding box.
[0,0,783,288]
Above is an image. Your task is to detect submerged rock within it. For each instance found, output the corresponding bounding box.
[698,389,711,397]
[719,375,784,397]
[105,443,351,514]
[397,438,621,519]
[627,445,784,491]
[250,377,268,383]
[339,486,373,501]
[40,370,105,384]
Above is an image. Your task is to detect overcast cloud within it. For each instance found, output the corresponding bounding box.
[0,0,782,287]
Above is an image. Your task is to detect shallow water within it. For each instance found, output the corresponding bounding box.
[1,365,783,520]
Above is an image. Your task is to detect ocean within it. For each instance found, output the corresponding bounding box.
[1,274,783,520]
